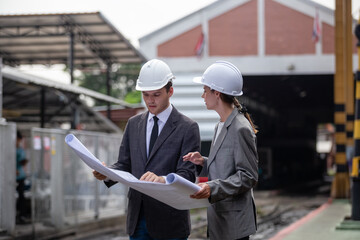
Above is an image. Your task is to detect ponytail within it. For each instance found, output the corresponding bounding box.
[215,90,259,134]
[233,98,259,134]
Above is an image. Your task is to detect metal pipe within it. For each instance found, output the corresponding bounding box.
[68,30,77,129]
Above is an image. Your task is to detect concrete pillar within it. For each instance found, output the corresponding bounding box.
[0,122,16,235]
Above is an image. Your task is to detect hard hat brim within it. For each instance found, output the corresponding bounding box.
[193,76,243,96]
[135,82,168,91]
[135,80,175,92]
[193,76,204,85]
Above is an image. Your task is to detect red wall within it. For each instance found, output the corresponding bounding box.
[157,0,357,58]
[158,25,202,57]
[265,0,315,55]
[208,0,258,56]
[322,22,334,54]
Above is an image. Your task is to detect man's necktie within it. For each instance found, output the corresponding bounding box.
[149,116,159,155]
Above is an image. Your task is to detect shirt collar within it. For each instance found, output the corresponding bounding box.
[147,104,173,123]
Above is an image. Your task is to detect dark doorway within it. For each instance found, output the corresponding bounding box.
[242,74,334,189]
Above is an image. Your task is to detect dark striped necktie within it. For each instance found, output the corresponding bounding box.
[149,116,159,154]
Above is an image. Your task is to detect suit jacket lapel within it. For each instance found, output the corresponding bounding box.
[207,109,238,170]
[211,123,218,147]
[147,107,178,164]
[207,124,227,168]
[138,112,148,164]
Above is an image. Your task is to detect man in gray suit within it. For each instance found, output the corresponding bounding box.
[93,59,200,240]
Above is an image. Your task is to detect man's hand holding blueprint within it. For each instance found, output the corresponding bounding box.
[65,134,210,210]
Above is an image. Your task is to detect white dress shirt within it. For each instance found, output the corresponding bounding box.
[214,121,224,144]
[146,104,173,157]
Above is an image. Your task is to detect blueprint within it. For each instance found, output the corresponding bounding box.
[65,134,210,210]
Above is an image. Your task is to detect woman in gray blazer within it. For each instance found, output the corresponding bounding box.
[184,61,258,240]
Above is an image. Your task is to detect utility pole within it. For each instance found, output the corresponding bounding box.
[331,0,351,198]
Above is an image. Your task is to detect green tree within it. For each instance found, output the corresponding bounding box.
[76,63,142,105]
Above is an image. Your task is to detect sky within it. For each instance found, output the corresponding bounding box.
[0,0,359,82]
[2,0,359,47]
[0,0,219,47]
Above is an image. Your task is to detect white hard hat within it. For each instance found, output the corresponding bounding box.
[193,61,243,96]
[136,59,175,91]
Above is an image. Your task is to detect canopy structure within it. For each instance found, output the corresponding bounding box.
[0,12,147,129]
[2,65,125,133]
[0,12,146,66]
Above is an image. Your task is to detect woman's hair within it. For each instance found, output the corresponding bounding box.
[219,93,259,134]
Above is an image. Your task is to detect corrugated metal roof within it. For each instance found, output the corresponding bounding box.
[2,65,126,133]
[2,65,133,107]
[0,12,146,66]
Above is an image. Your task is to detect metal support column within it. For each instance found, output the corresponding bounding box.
[40,87,46,128]
[106,64,112,120]
[352,18,360,221]
[69,30,75,84]
[71,103,80,130]
[68,30,78,129]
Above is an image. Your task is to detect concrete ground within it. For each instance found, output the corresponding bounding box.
[268,199,360,240]
[3,189,360,240]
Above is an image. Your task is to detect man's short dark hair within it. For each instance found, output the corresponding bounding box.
[164,81,173,92]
